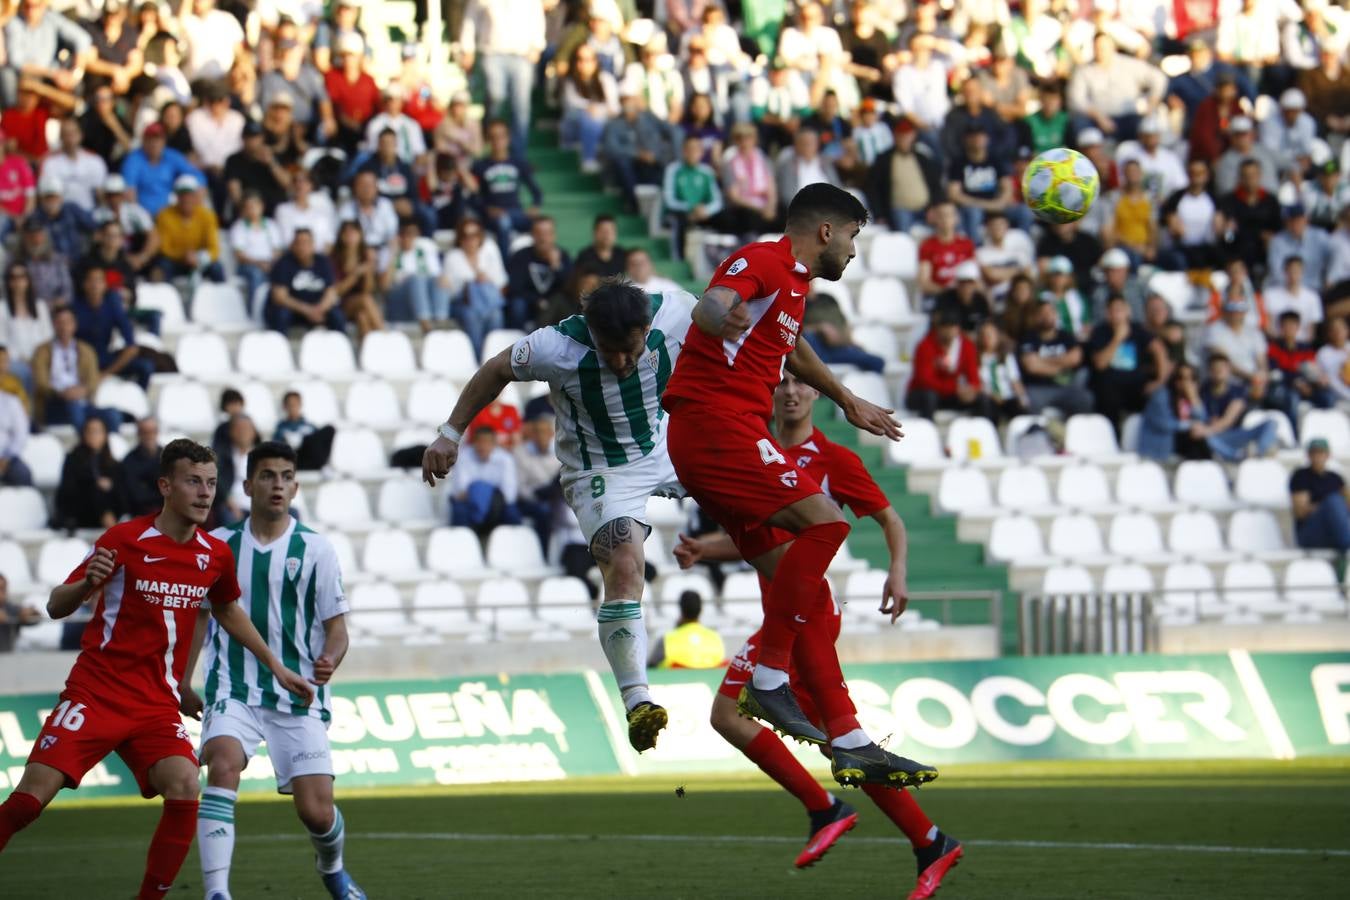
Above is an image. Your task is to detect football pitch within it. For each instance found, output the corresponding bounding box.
[3,759,1348,899]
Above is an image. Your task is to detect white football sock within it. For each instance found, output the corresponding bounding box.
[830,728,871,750]
[597,600,651,711]
[751,664,790,690]
[198,786,237,897]
[309,806,346,875]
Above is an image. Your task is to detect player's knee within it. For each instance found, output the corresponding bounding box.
[160,773,201,801]
[297,803,334,835]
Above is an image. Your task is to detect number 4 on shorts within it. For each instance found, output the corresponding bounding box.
[757,439,786,466]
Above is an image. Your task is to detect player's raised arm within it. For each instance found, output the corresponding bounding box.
[692,285,752,340]
[422,347,519,485]
[47,546,117,619]
[872,507,910,623]
[786,334,904,441]
[210,599,315,705]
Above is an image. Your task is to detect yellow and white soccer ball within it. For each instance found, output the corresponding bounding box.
[1022,147,1101,225]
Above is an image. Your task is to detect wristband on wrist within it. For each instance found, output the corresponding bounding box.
[437,423,463,443]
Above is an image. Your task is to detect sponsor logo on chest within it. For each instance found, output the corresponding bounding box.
[776,310,801,347]
[135,577,211,609]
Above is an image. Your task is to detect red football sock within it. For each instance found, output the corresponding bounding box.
[0,791,44,852]
[757,521,849,670]
[743,728,833,813]
[138,798,198,900]
[862,784,935,849]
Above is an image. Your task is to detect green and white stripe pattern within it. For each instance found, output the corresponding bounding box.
[596,600,642,624]
[510,290,695,473]
[204,518,348,721]
[199,788,236,825]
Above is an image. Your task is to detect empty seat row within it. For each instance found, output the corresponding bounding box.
[884,413,1129,465]
[325,525,558,583]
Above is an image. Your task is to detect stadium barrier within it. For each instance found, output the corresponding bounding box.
[2,652,1347,799]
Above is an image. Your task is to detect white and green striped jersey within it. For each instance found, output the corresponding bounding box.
[510,289,695,473]
[203,517,348,721]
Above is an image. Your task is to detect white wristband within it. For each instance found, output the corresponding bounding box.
[437,423,463,443]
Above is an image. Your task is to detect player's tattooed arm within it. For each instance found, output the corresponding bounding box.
[590,516,637,565]
[693,286,751,340]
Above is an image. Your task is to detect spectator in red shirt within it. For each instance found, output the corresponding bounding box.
[1188,71,1243,165]
[0,130,36,221]
[906,307,996,421]
[325,33,380,154]
[917,201,976,299]
[469,398,522,447]
[1,86,53,162]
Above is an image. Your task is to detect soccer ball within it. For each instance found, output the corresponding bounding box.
[1022,148,1100,225]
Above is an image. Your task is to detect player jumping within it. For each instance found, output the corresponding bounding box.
[179,441,366,900]
[662,184,934,786]
[0,440,314,900]
[423,280,703,751]
[676,373,963,899]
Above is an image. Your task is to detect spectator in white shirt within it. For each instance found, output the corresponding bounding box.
[275,168,336,254]
[1160,158,1221,271]
[624,247,680,294]
[1264,255,1324,342]
[442,217,507,360]
[229,192,285,315]
[381,217,449,334]
[1261,88,1319,172]
[338,170,399,249]
[461,0,547,155]
[0,348,31,486]
[893,33,950,156]
[184,81,245,179]
[363,84,427,164]
[976,211,1035,300]
[623,39,685,125]
[450,425,521,534]
[777,2,845,88]
[179,0,248,81]
[1317,316,1350,403]
[1067,32,1167,141]
[39,119,107,213]
[1115,117,1187,208]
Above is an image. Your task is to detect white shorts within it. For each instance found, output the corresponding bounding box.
[200,698,333,794]
[560,435,684,544]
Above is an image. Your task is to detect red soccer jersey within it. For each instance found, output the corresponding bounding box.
[663,237,811,419]
[787,427,889,518]
[918,235,976,290]
[63,514,241,713]
[0,155,35,217]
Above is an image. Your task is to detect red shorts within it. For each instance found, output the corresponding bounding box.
[28,689,198,798]
[718,589,843,701]
[666,407,817,560]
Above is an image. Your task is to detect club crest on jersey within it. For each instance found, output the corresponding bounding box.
[780,471,799,488]
[286,557,301,581]
[196,553,210,571]
[726,257,748,276]
[647,350,659,371]
[40,734,57,750]
[796,455,813,468]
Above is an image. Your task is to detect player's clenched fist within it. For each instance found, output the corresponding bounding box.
[673,534,703,570]
[83,547,117,588]
[311,653,336,685]
[422,435,460,486]
[277,667,316,705]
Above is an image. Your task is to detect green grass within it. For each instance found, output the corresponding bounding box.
[4,759,1349,898]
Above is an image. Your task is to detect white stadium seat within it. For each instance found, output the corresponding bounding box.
[344,380,402,430]
[842,372,891,410]
[1167,510,1228,558]
[361,529,429,582]
[38,538,90,586]
[1064,414,1120,457]
[486,525,556,579]
[1107,512,1166,558]
[646,496,687,530]
[988,515,1045,561]
[406,378,459,426]
[482,329,526,363]
[237,331,296,380]
[94,379,150,421]
[886,418,944,464]
[844,569,887,603]
[290,380,341,426]
[1160,562,1218,615]
[359,330,418,379]
[946,416,1002,461]
[174,332,233,380]
[1301,409,1350,456]
[348,582,416,637]
[325,531,361,582]
[135,283,191,333]
[1042,565,1094,595]
[426,527,496,580]
[476,578,549,638]
[0,540,34,590]
[866,232,918,279]
[191,282,251,331]
[996,465,1053,510]
[1243,409,1295,448]
[1048,513,1105,558]
[1114,461,1173,509]
[313,479,372,527]
[377,477,437,527]
[1226,510,1289,555]
[0,487,48,534]
[237,381,278,434]
[410,582,478,635]
[156,380,216,432]
[421,330,479,381]
[1101,563,1154,595]
[936,467,992,514]
[1283,559,1344,613]
[857,277,915,326]
[1119,414,1142,453]
[1055,463,1113,510]
[1174,460,1233,509]
[20,433,64,489]
[850,324,900,364]
[536,577,595,631]
[330,427,388,476]
[1222,561,1280,611]
[299,330,357,378]
[811,281,856,322]
[1234,459,1291,508]
[658,573,716,622]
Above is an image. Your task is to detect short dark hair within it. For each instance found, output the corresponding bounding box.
[472,425,496,440]
[1284,254,1304,269]
[678,590,702,621]
[1279,310,1302,323]
[593,213,615,229]
[282,390,301,404]
[160,438,216,477]
[246,440,297,479]
[398,216,420,232]
[784,183,869,231]
[1106,293,1129,307]
[1208,351,1230,366]
[584,277,653,345]
[378,127,397,141]
[219,387,244,412]
[934,307,962,328]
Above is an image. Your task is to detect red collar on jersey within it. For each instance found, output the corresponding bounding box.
[772,236,811,279]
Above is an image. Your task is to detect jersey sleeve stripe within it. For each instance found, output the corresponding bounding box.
[577,351,628,466]
[552,316,594,347]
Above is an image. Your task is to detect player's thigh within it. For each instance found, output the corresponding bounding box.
[764,491,847,532]
[144,753,202,801]
[13,762,69,807]
[261,710,334,796]
[26,691,136,795]
[200,699,266,777]
[566,465,655,593]
[119,710,201,799]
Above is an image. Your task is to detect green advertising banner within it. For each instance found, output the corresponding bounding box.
[1,652,1346,799]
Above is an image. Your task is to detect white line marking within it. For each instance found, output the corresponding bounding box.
[582,668,638,776]
[11,831,1350,858]
[1229,648,1297,760]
